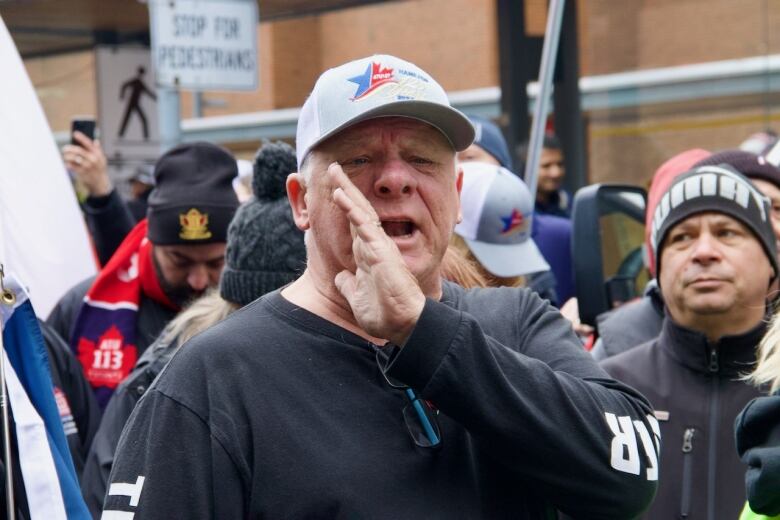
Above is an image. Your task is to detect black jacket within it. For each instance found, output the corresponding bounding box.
[735,390,780,516]
[591,280,664,361]
[602,316,765,519]
[105,283,658,519]
[81,335,178,518]
[82,190,135,267]
[39,320,101,478]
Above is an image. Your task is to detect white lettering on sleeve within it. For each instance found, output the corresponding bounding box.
[633,419,659,481]
[101,512,135,520]
[108,475,145,507]
[605,412,640,476]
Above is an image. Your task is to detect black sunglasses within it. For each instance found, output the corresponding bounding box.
[374,345,441,448]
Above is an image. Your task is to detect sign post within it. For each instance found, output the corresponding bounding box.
[96,46,160,172]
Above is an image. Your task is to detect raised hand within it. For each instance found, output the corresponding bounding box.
[329,163,425,346]
[62,131,112,197]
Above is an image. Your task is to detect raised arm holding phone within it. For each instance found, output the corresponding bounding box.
[61,119,135,265]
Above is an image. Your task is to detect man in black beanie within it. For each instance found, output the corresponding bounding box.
[47,142,239,409]
[602,164,778,519]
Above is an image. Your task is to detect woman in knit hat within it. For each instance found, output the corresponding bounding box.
[79,141,306,517]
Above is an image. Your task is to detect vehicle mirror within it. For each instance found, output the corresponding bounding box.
[571,184,648,326]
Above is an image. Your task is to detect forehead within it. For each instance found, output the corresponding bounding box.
[669,211,749,232]
[315,117,454,156]
[155,243,226,261]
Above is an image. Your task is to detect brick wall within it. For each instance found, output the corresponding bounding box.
[20,0,780,185]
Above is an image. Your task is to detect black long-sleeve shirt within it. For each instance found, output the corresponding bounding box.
[105,282,658,518]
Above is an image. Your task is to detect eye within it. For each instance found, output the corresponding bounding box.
[410,156,433,165]
[668,231,692,245]
[717,228,740,238]
[207,258,225,270]
[172,258,192,269]
[340,157,370,168]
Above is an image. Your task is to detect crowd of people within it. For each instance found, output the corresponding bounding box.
[11,53,780,518]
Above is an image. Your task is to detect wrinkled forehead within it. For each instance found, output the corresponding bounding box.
[313,116,455,158]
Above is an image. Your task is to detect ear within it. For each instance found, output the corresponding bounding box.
[455,166,464,224]
[287,173,311,231]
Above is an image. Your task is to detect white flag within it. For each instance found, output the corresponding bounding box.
[0,15,97,318]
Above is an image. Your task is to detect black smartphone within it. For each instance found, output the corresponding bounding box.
[71,117,96,146]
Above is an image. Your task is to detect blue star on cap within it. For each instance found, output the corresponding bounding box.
[348,63,374,99]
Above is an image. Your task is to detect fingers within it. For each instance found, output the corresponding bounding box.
[334,270,356,301]
[61,142,112,195]
[71,131,94,149]
[328,163,379,222]
[62,145,86,169]
[62,143,105,170]
[330,163,385,243]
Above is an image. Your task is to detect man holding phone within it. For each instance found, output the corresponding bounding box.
[62,120,136,266]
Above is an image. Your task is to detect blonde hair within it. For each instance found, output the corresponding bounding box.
[750,309,780,392]
[159,288,240,348]
[449,234,526,289]
[441,245,488,288]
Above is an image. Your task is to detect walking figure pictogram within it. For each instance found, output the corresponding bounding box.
[118,67,157,140]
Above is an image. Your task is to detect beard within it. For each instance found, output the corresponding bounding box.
[152,252,207,308]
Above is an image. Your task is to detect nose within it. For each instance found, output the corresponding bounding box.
[690,232,722,264]
[187,264,209,291]
[374,159,417,197]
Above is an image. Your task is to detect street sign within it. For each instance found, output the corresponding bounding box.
[95,46,160,185]
[149,0,259,91]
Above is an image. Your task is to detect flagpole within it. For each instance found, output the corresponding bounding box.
[0,265,16,520]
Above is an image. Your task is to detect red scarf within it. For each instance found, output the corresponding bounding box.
[70,220,177,408]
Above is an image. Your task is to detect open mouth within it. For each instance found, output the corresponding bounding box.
[381,220,416,238]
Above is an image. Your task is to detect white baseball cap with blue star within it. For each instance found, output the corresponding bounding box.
[295,54,475,170]
[455,162,550,277]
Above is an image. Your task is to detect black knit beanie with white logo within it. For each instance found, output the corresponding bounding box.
[219,141,306,305]
[650,164,778,279]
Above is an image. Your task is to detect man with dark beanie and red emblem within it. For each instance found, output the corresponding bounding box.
[47,142,239,408]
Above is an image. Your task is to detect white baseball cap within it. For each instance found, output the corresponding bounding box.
[454,162,550,277]
[295,54,475,170]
